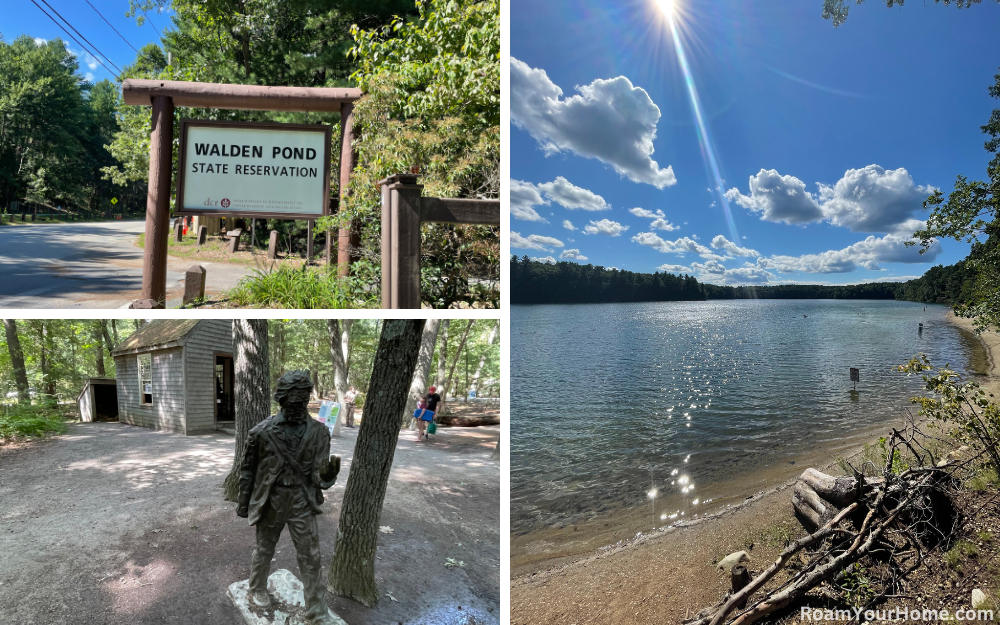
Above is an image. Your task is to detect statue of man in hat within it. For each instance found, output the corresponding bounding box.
[237,370,341,624]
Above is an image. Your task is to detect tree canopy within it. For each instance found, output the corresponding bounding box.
[821,0,999,27]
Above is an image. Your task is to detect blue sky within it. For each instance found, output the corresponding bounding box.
[3,0,169,82]
[510,0,1000,285]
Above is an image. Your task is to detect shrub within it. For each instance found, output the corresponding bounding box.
[0,404,68,442]
[226,262,377,309]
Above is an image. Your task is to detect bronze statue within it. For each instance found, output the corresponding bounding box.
[237,370,341,624]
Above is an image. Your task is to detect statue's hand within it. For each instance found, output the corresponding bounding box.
[319,455,340,484]
[236,505,249,518]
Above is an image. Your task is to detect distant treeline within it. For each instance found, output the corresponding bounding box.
[510,256,976,305]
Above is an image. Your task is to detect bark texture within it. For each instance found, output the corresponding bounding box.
[403,319,442,429]
[327,320,425,607]
[3,320,30,405]
[223,319,270,502]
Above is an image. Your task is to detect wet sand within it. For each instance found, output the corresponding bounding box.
[510,310,998,624]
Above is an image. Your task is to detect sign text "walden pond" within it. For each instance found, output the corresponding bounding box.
[190,143,320,178]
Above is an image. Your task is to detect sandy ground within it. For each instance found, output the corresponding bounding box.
[510,311,999,625]
[0,421,500,625]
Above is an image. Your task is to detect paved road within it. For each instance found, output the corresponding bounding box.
[0,220,251,308]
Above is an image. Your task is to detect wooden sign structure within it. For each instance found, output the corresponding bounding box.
[850,367,860,390]
[122,79,361,307]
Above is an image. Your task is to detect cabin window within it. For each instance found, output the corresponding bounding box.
[139,354,153,405]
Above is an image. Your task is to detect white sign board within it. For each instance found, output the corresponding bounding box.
[176,120,331,219]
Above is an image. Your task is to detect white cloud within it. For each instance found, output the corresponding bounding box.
[629,207,678,231]
[532,256,557,264]
[536,177,609,211]
[726,165,933,234]
[510,179,548,222]
[631,233,714,257]
[510,57,677,189]
[510,231,565,252]
[711,235,760,258]
[84,72,95,82]
[757,233,942,274]
[69,47,101,71]
[33,37,47,46]
[656,264,692,274]
[583,219,629,236]
[689,260,776,285]
[560,249,589,261]
[817,165,933,233]
[562,219,577,231]
[724,169,824,225]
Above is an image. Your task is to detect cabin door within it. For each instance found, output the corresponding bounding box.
[215,355,234,424]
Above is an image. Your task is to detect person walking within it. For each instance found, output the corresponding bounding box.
[343,386,357,428]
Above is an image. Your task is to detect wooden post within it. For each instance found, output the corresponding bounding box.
[380,173,422,309]
[267,230,279,259]
[174,219,183,242]
[140,95,174,308]
[731,566,751,609]
[306,220,314,264]
[197,225,207,246]
[336,101,357,276]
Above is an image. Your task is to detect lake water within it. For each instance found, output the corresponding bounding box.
[511,300,983,535]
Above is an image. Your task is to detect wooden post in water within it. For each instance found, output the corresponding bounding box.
[140,95,174,308]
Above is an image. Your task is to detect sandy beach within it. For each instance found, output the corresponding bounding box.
[510,310,999,625]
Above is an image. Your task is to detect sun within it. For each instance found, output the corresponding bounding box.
[656,0,676,18]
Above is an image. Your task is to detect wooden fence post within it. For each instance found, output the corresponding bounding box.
[380,173,423,309]
[336,101,357,276]
[306,219,314,263]
[140,95,174,308]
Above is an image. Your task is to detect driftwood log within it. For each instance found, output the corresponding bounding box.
[684,429,961,625]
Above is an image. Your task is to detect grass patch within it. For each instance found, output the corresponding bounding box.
[944,539,979,573]
[969,467,1000,491]
[226,264,375,309]
[0,403,69,442]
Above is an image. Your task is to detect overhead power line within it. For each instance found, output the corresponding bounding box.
[36,0,122,75]
[139,7,162,37]
[84,0,139,54]
[28,0,120,80]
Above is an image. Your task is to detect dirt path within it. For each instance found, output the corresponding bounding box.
[0,422,500,625]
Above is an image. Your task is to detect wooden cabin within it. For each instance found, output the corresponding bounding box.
[111,319,234,435]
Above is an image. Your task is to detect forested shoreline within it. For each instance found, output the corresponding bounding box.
[510,255,975,305]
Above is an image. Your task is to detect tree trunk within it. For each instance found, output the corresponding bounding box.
[342,320,353,379]
[469,320,499,395]
[403,319,442,429]
[99,320,115,361]
[327,320,425,607]
[92,323,106,377]
[327,320,349,435]
[223,320,270,502]
[491,437,500,461]
[439,320,474,417]
[3,320,30,405]
[110,319,119,345]
[39,321,55,405]
[435,320,449,387]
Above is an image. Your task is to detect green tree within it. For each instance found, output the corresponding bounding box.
[328,0,500,307]
[911,68,1000,333]
[821,0,998,27]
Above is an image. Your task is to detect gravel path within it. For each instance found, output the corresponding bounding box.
[0,421,500,624]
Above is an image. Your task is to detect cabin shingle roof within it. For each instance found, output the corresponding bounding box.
[111,319,202,355]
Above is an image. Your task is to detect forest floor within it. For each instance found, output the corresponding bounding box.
[0,420,500,625]
[511,312,1000,624]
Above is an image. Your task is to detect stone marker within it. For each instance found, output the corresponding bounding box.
[268,230,279,259]
[227,569,348,625]
[183,265,206,305]
[197,225,208,246]
[174,219,183,242]
[129,298,160,309]
[228,229,242,254]
[235,371,342,625]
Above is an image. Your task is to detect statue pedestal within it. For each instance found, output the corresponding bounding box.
[227,569,347,625]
